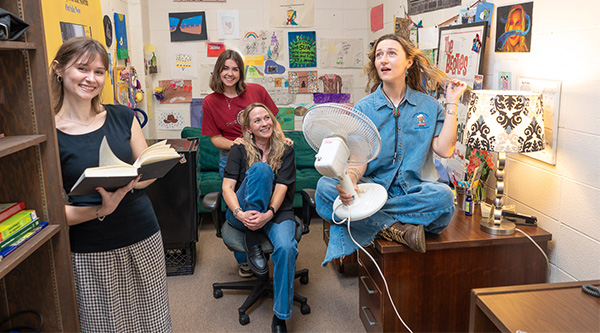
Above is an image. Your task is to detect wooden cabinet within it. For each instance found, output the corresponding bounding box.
[470,280,600,332]
[357,206,552,332]
[0,0,79,331]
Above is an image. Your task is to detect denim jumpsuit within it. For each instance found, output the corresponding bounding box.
[315,85,455,265]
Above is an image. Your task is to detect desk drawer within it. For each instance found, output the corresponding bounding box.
[359,246,384,291]
[359,258,382,332]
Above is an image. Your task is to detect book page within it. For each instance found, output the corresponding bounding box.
[134,140,180,167]
[99,136,131,167]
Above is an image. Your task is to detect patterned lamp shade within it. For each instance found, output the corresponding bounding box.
[464,90,545,153]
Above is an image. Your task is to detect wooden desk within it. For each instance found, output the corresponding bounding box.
[470,280,600,332]
[358,206,552,332]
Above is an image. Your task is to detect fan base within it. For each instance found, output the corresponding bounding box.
[333,183,387,220]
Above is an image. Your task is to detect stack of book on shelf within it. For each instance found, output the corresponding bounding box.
[0,202,48,260]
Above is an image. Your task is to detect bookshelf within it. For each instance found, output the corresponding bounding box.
[0,0,79,331]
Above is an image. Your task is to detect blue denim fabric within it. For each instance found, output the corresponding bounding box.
[219,149,229,178]
[219,149,247,264]
[356,85,445,189]
[315,85,455,266]
[225,162,298,319]
[316,177,454,266]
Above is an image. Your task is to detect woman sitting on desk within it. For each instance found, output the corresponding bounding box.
[315,34,466,264]
[222,103,296,332]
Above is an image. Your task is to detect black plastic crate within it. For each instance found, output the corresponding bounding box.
[164,242,196,276]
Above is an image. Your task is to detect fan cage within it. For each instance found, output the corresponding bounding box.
[302,103,381,165]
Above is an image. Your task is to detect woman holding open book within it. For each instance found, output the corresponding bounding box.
[222,103,297,332]
[51,37,171,332]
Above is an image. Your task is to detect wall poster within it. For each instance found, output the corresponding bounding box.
[319,38,363,68]
[169,11,208,42]
[288,71,317,94]
[437,21,488,88]
[288,31,316,68]
[270,0,314,28]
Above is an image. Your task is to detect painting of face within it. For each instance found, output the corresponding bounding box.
[506,8,524,48]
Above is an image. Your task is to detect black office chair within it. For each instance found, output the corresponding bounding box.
[203,192,311,325]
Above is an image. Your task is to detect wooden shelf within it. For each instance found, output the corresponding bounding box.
[0,40,36,50]
[0,225,59,280]
[0,0,79,330]
[0,135,47,159]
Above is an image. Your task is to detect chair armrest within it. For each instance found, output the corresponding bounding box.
[203,192,224,238]
[300,189,316,234]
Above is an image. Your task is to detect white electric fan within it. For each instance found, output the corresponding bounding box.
[302,103,387,220]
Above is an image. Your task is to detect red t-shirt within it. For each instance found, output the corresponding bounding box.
[201,83,278,140]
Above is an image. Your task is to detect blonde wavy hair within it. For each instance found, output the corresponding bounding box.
[240,103,287,174]
[364,34,447,93]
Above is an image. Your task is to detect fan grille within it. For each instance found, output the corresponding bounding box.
[302,103,381,165]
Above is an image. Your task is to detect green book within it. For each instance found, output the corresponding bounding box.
[0,210,37,241]
[0,218,40,252]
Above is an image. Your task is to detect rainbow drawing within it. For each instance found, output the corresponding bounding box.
[244,32,259,39]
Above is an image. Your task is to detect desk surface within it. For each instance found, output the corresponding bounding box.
[374,205,552,254]
[471,280,600,332]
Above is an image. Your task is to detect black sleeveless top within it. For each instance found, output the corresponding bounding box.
[57,104,159,253]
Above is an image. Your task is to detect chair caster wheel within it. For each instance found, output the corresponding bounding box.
[239,313,250,325]
[300,303,311,314]
[213,288,223,298]
[300,275,309,284]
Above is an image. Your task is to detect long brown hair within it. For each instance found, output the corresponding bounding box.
[240,103,286,174]
[364,34,447,93]
[50,36,109,114]
[209,49,247,95]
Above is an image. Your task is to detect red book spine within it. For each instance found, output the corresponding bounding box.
[0,202,26,223]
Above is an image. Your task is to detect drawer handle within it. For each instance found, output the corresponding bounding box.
[361,306,378,326]
[360,275,376,294]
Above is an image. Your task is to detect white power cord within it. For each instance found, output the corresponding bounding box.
[332,205,413,333]
[515,228,551,282]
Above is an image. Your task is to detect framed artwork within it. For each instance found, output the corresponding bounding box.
[517,78,562,165]
[437,21,488,88]
[495,2,533,52]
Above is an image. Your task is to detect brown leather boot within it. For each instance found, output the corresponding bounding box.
[379,222,426,253]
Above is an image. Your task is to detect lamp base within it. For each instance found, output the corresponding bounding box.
[480,218,516,235]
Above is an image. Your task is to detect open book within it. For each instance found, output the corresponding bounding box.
[69,137,182,195]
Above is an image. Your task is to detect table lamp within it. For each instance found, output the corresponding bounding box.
[464,90,544,235]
